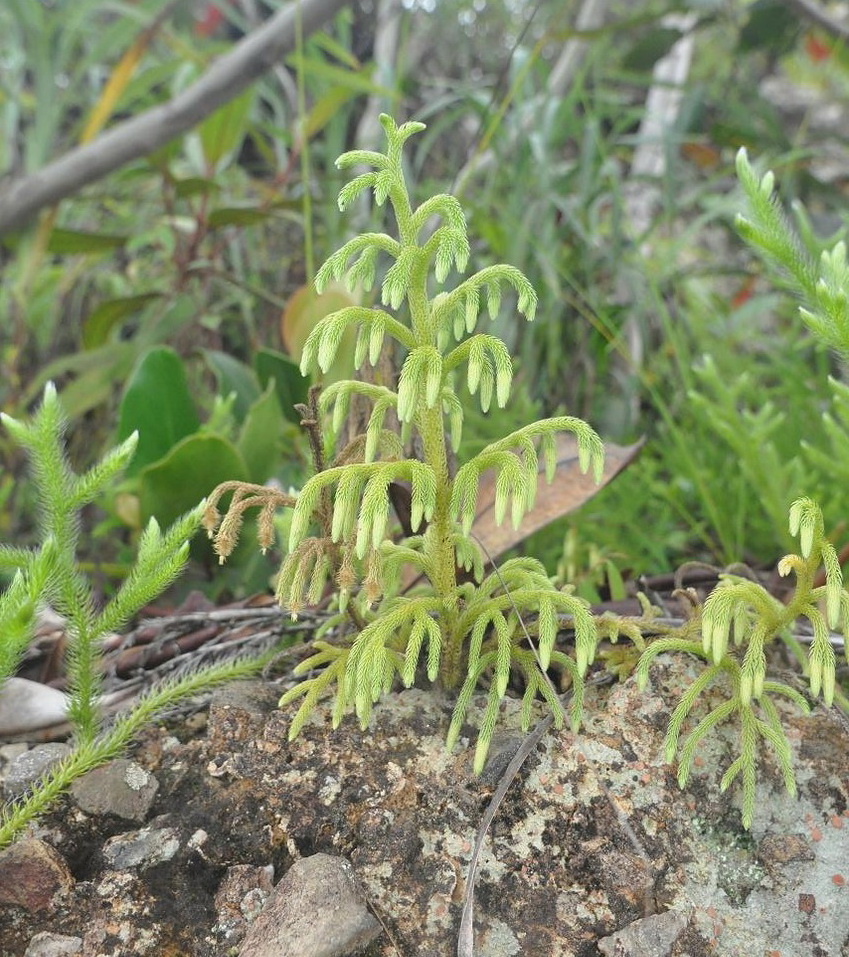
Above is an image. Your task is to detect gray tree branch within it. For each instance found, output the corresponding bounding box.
[783,0,849,42]
[0,0,349,235]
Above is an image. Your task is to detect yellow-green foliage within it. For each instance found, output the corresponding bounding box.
[205,124,849,826]
[206,115,604,772]
[630,152,849,828]
[0,385,274,848]
[637,497,843,828]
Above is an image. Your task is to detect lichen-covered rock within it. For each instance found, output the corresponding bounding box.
[70,759,158,823]
[3,744,72,799]
[190,659,848,956]
[237,853,381,957]
[1,657,847,956]
[22,932,82,957]
[214,862,275,948]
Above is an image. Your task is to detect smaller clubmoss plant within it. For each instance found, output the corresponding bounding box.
[637,496,844,828]
[0,384,273,848]
[636,150,849,828]
[205,114,605,772]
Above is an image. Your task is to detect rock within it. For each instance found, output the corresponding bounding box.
[214,863,275,946]
[101,823,181,870]
[0,655,847,955]
[23,932,82,956]
[70,758,158,822]
[220,659,848,956]
[207,679,279,753]
[0,678,69,739]
[0,743,30,770]
[237,853,382,957]
[598,910,689,956]
[0,838,73,913]
[3,743,71,798]
[80,871,162,954]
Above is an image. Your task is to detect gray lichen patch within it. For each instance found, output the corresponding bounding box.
[3,659,847,956]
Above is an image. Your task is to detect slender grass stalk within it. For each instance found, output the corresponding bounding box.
[0,383,274,848]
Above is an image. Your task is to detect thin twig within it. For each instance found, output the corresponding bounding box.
[456,712,554,957]
[456,533,658,955]
[782,0,849,42]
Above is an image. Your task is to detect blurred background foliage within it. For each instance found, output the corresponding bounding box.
[2,0,848,602]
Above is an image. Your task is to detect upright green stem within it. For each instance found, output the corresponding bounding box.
[420,400,462,687]
[392,179,463,687]
[31,408,101,741]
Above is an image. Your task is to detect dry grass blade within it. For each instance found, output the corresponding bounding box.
[456,712,554,957]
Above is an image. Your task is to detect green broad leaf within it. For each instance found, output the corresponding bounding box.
[203,350,261,421]
[303,86,369,140]
[117,346,200,477]
[254,347,309,423]
[198,87,255,170]
[173,176,221,199]
[47,228,128,255]
[139,433,249,529]
[24,342,137,419]
[82,293,162,349]
[238,382,284,484]
[207,206,270,229]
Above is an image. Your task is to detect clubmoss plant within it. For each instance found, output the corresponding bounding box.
[734,147,842,351]
[635,151,849,828]
[0,384,273,848]
[636,497,845,828]
[206,127,849,828]
[732,146,849,718]
[205,114,605,771]
[736,146,849,519]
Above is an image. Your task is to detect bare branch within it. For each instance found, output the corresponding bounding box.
[782,0,849,42]
[0,0,349,235]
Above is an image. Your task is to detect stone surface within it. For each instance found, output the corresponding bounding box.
[70,758,158,822]
[80,870,167,955]
[22,933,82,957]
[0,656,847,955]
[100,823,181,869]
[237,853,381,957]
[597,910,689,956]
[206,679,279,754]
[0,679,69,740]
[214,862,275,948]
[0,743,30,774]
[0,838,73,913]
[3,744,71,799]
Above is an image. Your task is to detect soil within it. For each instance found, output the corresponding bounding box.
[1,609,848,957]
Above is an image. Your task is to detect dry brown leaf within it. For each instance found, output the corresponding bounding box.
[472,433,644,564]
[400,434,643,590]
